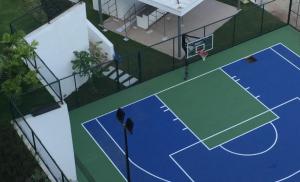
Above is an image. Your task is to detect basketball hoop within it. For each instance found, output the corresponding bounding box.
[197,49,208,61]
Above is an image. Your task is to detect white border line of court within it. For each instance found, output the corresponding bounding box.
[276,170,300,182]
[81,123,127,181]
[169,154,195,182]
[277,43,300,58]
[271,48,300,71]
[220,123,278,156]
[94,119,172,182]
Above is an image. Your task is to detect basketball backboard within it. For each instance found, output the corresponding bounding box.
[184,34,214,59]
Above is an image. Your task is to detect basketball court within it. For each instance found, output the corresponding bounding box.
[71,26,300,181]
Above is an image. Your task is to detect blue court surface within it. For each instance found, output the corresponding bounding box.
[82,43,300,181]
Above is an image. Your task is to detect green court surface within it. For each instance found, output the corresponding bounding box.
[158,69,277,148]
[70,26,300,182]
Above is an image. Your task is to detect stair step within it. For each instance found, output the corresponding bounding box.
[102,66,115,76]
[118,73,130,83]
[109,69,123,80]
[123,77,138,87]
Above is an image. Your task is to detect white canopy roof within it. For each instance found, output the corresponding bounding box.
[138,0,205,16]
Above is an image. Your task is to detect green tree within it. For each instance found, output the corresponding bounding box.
[72,41,108,78]
[0,32,39,98]
[71,42,109,92]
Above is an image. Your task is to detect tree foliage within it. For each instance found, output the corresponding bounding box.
[0,32,39,98]
[71,41,108,78]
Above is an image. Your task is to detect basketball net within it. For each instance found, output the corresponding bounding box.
[197,49,208,61]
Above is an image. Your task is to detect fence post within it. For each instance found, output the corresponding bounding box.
[232,15,237,46]
[73,73,80,107]
[61,172,65,182]
[115,59,121,90]
[287,0,293,24]
[33,55,37,69]
[260,4,265,34]
[32,131,37,152]
[137,51,142,82]
[204,26,206,37]
[172,38,175,69]
[10,24,15,34]
[58,80,63,103]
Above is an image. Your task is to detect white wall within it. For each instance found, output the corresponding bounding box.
[23,104,77,181]
[87,20,114,60]
[25,2,114,98]
[93,0,144,20]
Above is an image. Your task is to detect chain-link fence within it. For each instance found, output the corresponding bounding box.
[10,0,77,35]
[290,0,300,29]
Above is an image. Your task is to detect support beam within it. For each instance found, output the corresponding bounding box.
[177,16,182,58]
[287,0,293,24]
[98,0,103,27]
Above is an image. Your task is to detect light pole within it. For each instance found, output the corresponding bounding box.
[116,108,134,182]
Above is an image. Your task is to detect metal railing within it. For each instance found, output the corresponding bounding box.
[23,51,63,102]
[10,99,69,182]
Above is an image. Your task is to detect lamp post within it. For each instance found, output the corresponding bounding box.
[116,108,134,182]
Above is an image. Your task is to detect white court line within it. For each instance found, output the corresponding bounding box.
[169,155,195,182]
[173,118,179,121]
[277,43,300,58]
[94,119,172,182]
[276,170,300,182]
[235,79,240,82]
[160,105,166,108]
[271,48,300,71]
[182,128,188,131]
[81,123,127,181]
[164,109,169,112]
[256,95,261,99]
[170,141,201,156]
[182,97,298,151]
[220,68,278,117]
[246,87,250,90]
[202,97,299,145]
[232,76,237,79]
[220,123,278,156]
[202,110,279,142]
[81,95,155,126]
[154,95,211,150]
